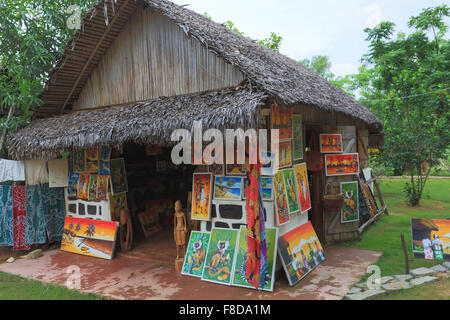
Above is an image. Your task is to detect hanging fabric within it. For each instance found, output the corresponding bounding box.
[0,159,25,182]
[0,185,13,246]
[24,160,49,185]
[25,184,47,245]
[12,185,30,251]
[48,159,69,188]
[41,183,65,242]
[258,178,268,290]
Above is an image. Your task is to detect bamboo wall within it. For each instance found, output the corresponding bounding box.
[74,5,245,110]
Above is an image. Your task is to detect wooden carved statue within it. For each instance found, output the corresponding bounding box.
[174,200,187,260]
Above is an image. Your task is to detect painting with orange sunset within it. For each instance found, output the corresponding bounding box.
[411,218,450,261]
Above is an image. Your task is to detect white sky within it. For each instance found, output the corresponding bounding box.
[171,0,449,77]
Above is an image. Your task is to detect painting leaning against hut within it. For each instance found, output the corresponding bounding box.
[182,231,211,277]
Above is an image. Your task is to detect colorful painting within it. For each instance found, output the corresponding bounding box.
[73,149,85,172]
[209,164,224,176]
[278,140,292,168]
[182,231,211,277]
[77,173,90,200]
[137,209,160,238]
[85,148,99,172]
[97,174,109,201]
[201,227,239,285]
[67,172,79,198]
[232,226,278,291]
[226,164,247,176]
[61,216,119,260]
[341,181,359,223]
[109,192,127,221]
[325,153,359,176]
[283,168,300,214]
[214,176,243,201]
[277,221,326,286]
[110,158,128,194]
[99,147,111,175]
[88,174,98,201]
[292,114,303,160]
[261,151,276,176]
[273,171,290,226]
[260,177,274,201]
[294,163,311,213]
[320,134,343,153]
[271,105,293,140]
[411,218,450,261]
[191,173,212,221]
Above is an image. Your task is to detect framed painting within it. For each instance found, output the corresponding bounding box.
[88,174,98,201]
[208,164,224,176]
[261,151,276,176]
[411,218,449,261]
[214,176,243,201]
[201,227,239,285]
[232,226,278,291]
[191,173,213,221]
[260,177,274,201]
[293,163,311,213]
[97,174,109,201]
[277,221,326,286]
[226,164,247,176]
[320,134,343,153]
[61,216,119,260]
[324,153,359,176]
[182,231,211,277]
[108,192,127,221]
[282,168,300,214]
[99,147,111,175]
[73,149,86,172]
[278,140,292,169]
[77,173,90,200]
[271,105,293,140]
[292,114,303,160]
[85,147,99,172]
[67,172,79,198]
[110,158,128,194]
[273,171,290,226]
[340,181,359,223]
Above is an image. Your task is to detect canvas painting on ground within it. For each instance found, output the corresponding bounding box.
[325,153,359,176]
[88,174,98,201]
[99,147,111,175]
[73,149,86,172]
[214,176,243,201]
[77,173,90,200]
[68,172,79,198]
[411,218,450,261]
[320,134,343,153]
[232,226,278,291]
[273,171,290,225]
[182,231,211,277]
[293,163,311,213]
[277,221,326,286]
[341,181,359,223]
[292,114,303,160]
[109,192,127,221]
[97,174,109,201]
[201,227,239,285]
[110,158,128,194]
[191,173,212,221]
[85,147,99,172]
[282,168,300,214]
[271,105,293,140]
[278,140,292,168]
[61,216,119,260]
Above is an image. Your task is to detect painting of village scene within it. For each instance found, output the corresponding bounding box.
[292,114,303,160]
[325,153,359,176]
[110,158,128,194]
[85,147,99,172]
[283,168,300,214]
[191,173,212,221]
[182,231,211,277]
[61,216,119,260]
[273,171,290,225]
[214,176,243,201]
[320,134,343,153]
[278,140,292,168]
[232,226,278,291]
[73,149,85,172]
[411,218,450,261]
[341,181,359,223]
[201,228,239,285]
[271,105,293,140]
[294,163,311,212]
[277,221,326,286]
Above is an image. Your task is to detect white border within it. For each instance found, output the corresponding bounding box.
[213,176,243,201]
[181,231,211,277]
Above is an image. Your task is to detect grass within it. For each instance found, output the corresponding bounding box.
[372,277,450,300]
[0,272,103,300]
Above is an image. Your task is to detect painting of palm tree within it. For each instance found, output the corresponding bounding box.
[84,223,96,237]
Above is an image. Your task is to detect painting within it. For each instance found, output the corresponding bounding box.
[320,134,343,153]
[88,174,98,201]
[99,147,111,175]
[209,164,224,176]
[110,158,128,194]
[191,173,212,221]
[96,174,109,201]
[273,171,290,226]
[214,176,243,201]
[277,221,326,286]
[293,163,311,213]
[85,147,99,172]
[67,172,79,198]
[77,173,90,200]
[182,231,211,277]
[261,151,276,176]
[292,114,303,160]
[278,140,292,168]
[341,181,359,223]
[325,153,359,176]
[282,168,300,214]
[61,216,119,260]
[271,105,293,140]
[411,218,450,261]
[232,226,278,291]
[201,227,239,285]
[109,192,127,221]
[137,209,161,238]
[226,164,247,176]
[73,149,86,172]
[260,177,274,201]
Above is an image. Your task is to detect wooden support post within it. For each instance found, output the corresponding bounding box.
[401,234,409,274]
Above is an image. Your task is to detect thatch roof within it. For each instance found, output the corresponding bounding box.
[8,89,266,160]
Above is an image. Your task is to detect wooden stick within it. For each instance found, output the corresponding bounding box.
[401,234,409,274]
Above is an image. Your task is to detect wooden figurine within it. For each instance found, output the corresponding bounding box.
[174,200,187,271]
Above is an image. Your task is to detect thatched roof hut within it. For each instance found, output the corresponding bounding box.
[7,0,382,160]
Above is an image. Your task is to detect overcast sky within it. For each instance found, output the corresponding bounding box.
[172,0,449,78]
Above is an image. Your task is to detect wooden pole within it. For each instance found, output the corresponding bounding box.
[401,234,409,274]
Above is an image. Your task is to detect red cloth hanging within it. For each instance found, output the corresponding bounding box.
[13,185,30,251]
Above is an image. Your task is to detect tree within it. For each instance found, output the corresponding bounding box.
[300,55,335,81]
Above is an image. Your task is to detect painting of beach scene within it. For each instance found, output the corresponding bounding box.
[214,176,243,201]
[260,177,274,201]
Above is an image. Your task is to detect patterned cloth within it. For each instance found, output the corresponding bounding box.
[40,183,65,242]
[0,185,13,246]
[25,184,47,244]
[13,185,30,251]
